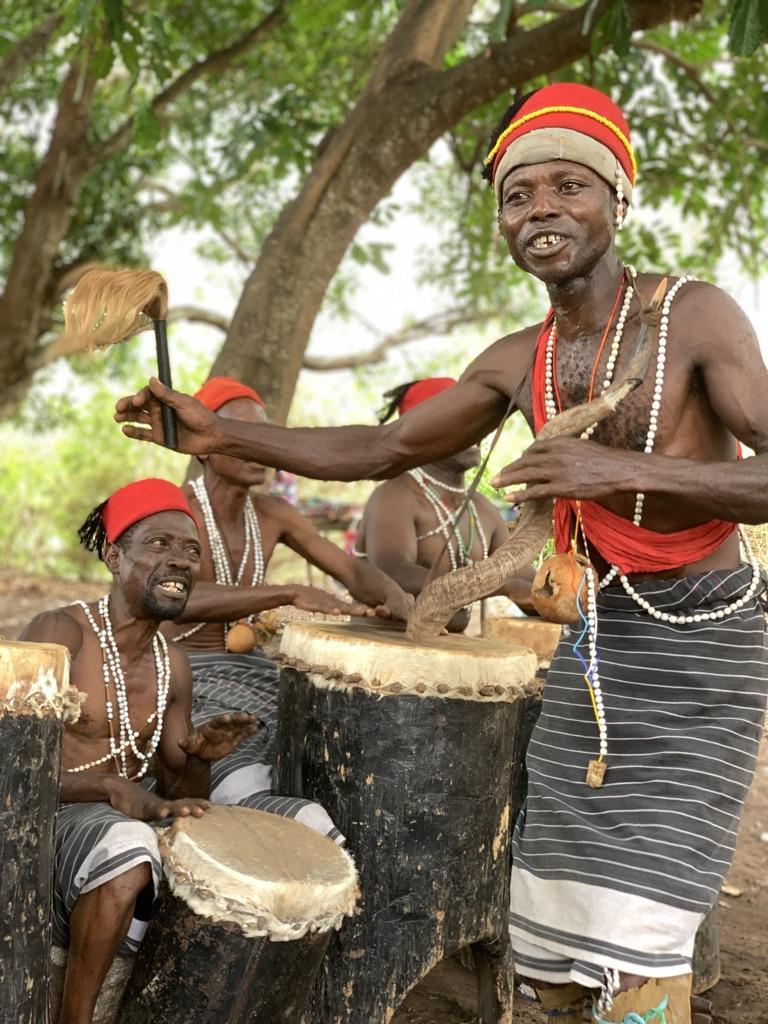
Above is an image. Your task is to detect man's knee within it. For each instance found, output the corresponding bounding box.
[85,862,152,909]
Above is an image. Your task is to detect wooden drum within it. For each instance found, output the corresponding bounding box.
[0,640,77,1024]
[275,622,539,1024]
[118,806,358,1024]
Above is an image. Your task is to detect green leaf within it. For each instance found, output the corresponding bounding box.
[728,0,768,56]
[133,105,162,148]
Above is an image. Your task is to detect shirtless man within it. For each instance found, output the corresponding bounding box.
[116,83,768,1024]
[164,375,412,840]
[19,478,256,1024]
[354,376,534,630]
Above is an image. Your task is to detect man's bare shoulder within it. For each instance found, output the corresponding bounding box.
[460,322,543,391]
[671,278,755,336]
[17,605,85,657]
[366,476,420,508]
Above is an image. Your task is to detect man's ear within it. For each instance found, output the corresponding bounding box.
[103,541,121,575]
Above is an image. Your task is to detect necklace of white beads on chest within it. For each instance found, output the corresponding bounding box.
[408,468,490,571]
[544,273,761,780]
[66,597,170,780]
[174,477,266,645]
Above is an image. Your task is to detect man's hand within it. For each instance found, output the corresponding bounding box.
[106,776,210,820]
[491,437,642,504]
[179,712,259,763]
[370,582,415,623]
[291,586,377,618]
[114,377,220,454]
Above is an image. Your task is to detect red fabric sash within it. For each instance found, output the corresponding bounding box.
[530,314,737,574]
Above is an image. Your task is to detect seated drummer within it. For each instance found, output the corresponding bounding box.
[163,376,413,837]
[18,478,258,1024]
[353,377,536,630]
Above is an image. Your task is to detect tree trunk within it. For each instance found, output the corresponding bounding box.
[212,0,699,422]
[0,60,97,418]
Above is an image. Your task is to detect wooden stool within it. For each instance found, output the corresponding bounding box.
[275,621,538,1024]
[0,640,77,1024]
[118,806,358,1024]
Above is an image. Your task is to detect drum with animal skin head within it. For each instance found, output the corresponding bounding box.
[118,805,358,1024]
[275,621,539,1024]
[0,640,78,1024]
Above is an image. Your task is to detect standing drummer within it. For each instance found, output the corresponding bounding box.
[115,83,768,1024]
[18,478,257,1024]
[353,376,535,630]
[165,375,413,839]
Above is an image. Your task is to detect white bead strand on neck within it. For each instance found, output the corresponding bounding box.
[67,597,170,779]
[544,266,637,434]
[408,469,489,572]
[174,478,266,645]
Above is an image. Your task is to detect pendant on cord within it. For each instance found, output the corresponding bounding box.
[586,759,607,788]
[532,551,594,624]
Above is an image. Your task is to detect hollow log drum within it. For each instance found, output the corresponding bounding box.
[118,805,358,1024]
[275,622,539,1024]
[0,641,77,1024]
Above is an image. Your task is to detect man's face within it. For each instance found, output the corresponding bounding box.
[206,398,269,487]
[105,511,202,620]
[497,160,615,284]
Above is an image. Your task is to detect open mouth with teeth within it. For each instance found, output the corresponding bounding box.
[156,580,189,598]
[528,233,567,254]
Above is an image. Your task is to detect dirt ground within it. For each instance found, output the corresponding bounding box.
[2,566,766,1024]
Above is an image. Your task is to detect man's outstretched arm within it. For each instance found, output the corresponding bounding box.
[113,334,530,480]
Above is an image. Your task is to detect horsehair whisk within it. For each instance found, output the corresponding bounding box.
[406,278,668,641]
[62,267,177,449]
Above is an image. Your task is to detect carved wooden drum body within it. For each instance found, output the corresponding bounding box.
[0,640,76,1024]
[275,622,539,1024]
[118,805,358,1024]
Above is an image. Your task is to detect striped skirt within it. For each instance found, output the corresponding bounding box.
[510,565,767,988]
[189,650,343,843]
[53,802,161,954]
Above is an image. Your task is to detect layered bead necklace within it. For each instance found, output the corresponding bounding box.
[67,597,170,780]
[409,468,490,571]
[174,477,266,646]
[545,272,762,784]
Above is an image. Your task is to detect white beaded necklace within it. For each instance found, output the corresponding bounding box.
[544,274,762,780]
[409,468,490,572]
[67,597,170,780]
[174,478,266,646]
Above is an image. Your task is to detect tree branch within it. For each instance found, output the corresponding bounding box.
[91,3,287,164]
[0,12,64,100]
[635,39,717,103]
[167,305,230,332]
[302,307,502,371]
[140,180,255,262]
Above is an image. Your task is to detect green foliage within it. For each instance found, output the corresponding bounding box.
[1,0,767,581]
[728,0,768,56]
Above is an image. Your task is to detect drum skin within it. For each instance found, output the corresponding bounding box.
[276,661,538,1024]
[118,807,356,1024]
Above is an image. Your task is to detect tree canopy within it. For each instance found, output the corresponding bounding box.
[1,0,767,424]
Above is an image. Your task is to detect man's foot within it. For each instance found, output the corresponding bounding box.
[691,992,713,1024]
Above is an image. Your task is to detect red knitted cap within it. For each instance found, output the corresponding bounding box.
[102,478,197,543]
[194,376,265,412]
[487,83,636,200]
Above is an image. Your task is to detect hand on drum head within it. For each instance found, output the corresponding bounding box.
[106,776,211,821]
[291,586,377,618]
[179,712,260,763]
[371,589,415,623]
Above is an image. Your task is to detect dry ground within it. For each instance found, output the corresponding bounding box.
[2,566,765,1024]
